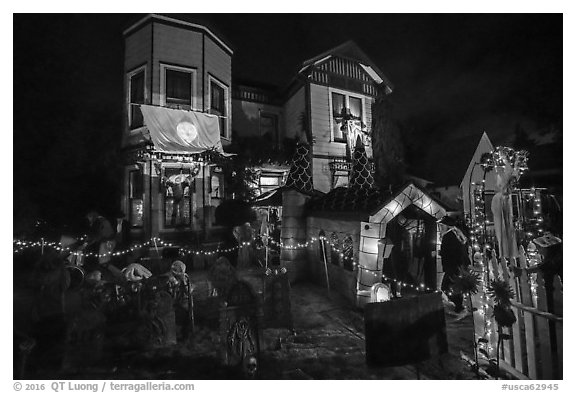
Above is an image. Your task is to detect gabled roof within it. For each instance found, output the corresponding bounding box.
[307,181,450,220]
[299,40,394,91]
[460,131,495,188]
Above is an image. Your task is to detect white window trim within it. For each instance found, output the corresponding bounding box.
[160,64,198,110]
[127,65,147,131]
[208,75,230,140]
[327,87,367,143]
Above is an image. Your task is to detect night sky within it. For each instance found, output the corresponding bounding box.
[12,13,562,232]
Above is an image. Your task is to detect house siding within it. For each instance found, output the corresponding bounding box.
[152,23,203,107]
[204,36,232,141]
[124,24,152,73]
[232,99,283,140]
[124,24,152,136]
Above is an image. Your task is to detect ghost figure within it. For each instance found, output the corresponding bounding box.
[490,151,519,259]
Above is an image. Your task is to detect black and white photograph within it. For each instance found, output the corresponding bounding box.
[11,5,567,385]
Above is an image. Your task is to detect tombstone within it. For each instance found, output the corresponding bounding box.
[220,281,261,367]
[263,269,293,330]
[138,282,177,347]
[208,256,238,298]
[365,292,447,366]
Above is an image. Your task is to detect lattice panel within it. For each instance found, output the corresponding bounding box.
[349,136,375,189]
[285,143,314,194]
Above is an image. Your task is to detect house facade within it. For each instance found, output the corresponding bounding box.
[121,14,233,242]
[232,41,394,194]
[120,15,395,244]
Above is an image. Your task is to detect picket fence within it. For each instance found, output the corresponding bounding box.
[472,246,563,379]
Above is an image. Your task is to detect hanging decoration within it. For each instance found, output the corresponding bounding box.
[488,147,528,259]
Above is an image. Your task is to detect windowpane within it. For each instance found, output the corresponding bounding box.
[332,93,345,116]
[210,82,225,113]
[130,72,145,103]
[128,170,143,227]
[129,71,145,129]
[349,97,362,120]
[260,176,280,186]
[332,93,346,142]
[166,69,192,108]
[260,113,278,143]
[211,81,226,136]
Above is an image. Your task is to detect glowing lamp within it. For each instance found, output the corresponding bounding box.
[370,283,391,303]
[378,237,394,259]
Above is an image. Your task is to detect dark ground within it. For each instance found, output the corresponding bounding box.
[14,266,477,380]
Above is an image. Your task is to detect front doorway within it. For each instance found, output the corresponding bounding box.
[383,205,438,291]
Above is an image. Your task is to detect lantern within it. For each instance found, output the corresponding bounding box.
[371,283,391,303]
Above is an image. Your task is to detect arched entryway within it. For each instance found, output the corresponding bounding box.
[383,205,438,292]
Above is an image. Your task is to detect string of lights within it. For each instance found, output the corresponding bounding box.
[468,147,545,360]
[14,233,439,294]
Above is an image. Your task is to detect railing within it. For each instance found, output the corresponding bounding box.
[329,157,352,172]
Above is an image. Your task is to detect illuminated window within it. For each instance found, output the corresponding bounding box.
[210,170,224,199]
[330,91,363,143]
[128,170,143,227]
[163,167,196,228]
[128,67,146,129]
[161,64,197,110]
[259,172,283,194]
[209,76,229,138]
